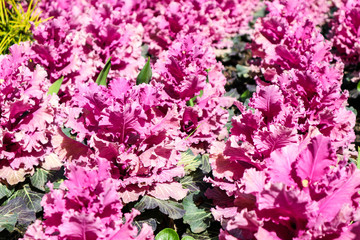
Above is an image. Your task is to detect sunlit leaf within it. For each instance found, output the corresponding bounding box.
[0,183,13,199]
[47,76,63,95]
[178,149,201,173]
[155,228,180,240]
[181,236,195,240]
[183,191,212,233]
[30,168,48,191]
[136,57,152,85]
[7,184,43,212]
[96,57,112,86]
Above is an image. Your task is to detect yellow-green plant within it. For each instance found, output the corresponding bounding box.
[0,0,50,54]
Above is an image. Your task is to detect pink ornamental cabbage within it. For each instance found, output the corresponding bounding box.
[154,33,220,102]
[207,72,355,236]
[250,4,355,150]
[329,1,360,65]
[22,159,154,240]
[251,17,333,76]
[31,1,144,100]
[0,44,62,185]
[130,0,262,54]
[207,135,360,239]
[266,0,332,25]
[207,2,358,237]
[56,78,187,203]
[272,69,355,150]
[154,33,234,153]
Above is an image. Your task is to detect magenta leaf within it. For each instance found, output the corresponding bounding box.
[296,135,336,183]
[268,144,299,186]
[58,212,102,240]
[253,125,298,155]
[318,165,360,221]
[249,85,283,122]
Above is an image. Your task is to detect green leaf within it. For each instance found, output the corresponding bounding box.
[180,175,201,193]
[184,228,219,240]
[11,200,36,226]
[155,228,180,240]
[30,168,48,191]
[200,154,211,174]
[7,184,44,212]
[141,44,149,57]
[178,149,201,173]
[45,179,64,193]
[96,57,112,86]
[187,98,195,107]
[347,106,358,117]
[0,183,13,199]
[185,122,204,140]
[0,199,18,232]
[136,57,152,85]
[236,64,250,78]
[249,6,266,28]
[47,76,63,95]
[52,179,64,189]
[205,69,210,83]
[187,90,204,107]
[61,127,77,140]
[224,88,240,99]
[357,147,360,170]
[183,191,212,233]
[357,81,360,92]
[0,198,36,232]
[224,108,235,134]
[181,236,195,240]
[180,170,207,193]
[134,195,185,219]
[240,90,252,102]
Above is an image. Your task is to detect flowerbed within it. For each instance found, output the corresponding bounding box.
[1,0,360,239]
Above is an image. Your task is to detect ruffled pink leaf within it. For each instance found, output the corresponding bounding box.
[296,135,336,183]
[318,165,360,221]
[0,165,30,185]
[108,210,153,240]
[257,183,317,225]
[99,102,148,145]
[268,144,299,186]
[242,168,266,195]
[253,125,298,155]
[210,141,250,181]
[59,212,103,240]
[334,221,360,240]
[148,182,188,201]
[249,85,283,122]
[119,185,147,204]
[51,128,90,162]
[255,227,282,240]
